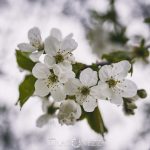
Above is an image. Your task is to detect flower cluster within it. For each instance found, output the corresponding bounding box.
[17,27,138,127]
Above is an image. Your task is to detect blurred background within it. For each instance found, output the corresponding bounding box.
[0,0,150,149]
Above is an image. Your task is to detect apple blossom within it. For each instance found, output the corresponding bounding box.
[32,63,74,101]
[58,100,81,125]
[17,27,44,62]
[94,60,137,105]
[65,68,100,112]
[44,28,78,69]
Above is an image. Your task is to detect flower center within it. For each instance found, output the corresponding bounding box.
[80,86,90,96]
[54,54,64,63]
[48,74,58,83]
[106,79,117,88]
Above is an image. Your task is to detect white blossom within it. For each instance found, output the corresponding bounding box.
[32,63,74,101]
[95,60,137,105]
[17,27,44,62]
[58,100,81,125]
[44,28,77,69]
[53,61,75,83]
[65,68,100,112]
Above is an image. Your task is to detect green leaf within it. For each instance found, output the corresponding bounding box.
[16,50,36,72]
[102,51,132,63]
[109,28,128,45]
[133,45,149,60]
[18,75,36,107]
[86,107,108,137]
[72,62,86,78]
[90,63,99,71]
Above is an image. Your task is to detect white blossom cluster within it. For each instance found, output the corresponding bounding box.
[18,27,138,127]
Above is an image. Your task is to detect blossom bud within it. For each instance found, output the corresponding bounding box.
[58,100,81,125]
[137,89,147,99]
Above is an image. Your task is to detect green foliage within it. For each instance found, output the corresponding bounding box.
[78,107,108,137]
[72,62,86,77]
[72,63,100,77]
[18,75,36,107]
[91,0,117,24]
[109,28,128,45]
[102,40,149,64]
[16,50,36,72]
[90,0,128,46]
[91,10,116,23]
[132,39,149,61]
[90,63,99,71]
[123,98,137,115]
[102,51,132,63]
[86,107,108,137]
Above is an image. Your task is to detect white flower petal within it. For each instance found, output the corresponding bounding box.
[59,100,76,113]
[75,103,82,119]
[99,61,131,81]
[44,36,59,56]
[83,96,97,112]
[28,27,42,47]
[64,52,75,64]
[34,79,50,97]
[36,114,50,128]
[90,86,101,99]
[50,28,62,41]
[53,62,75,83]
[61,38,78,52]
[62,100,81,119]
[64,79,81,95]
[52,64,61,77]
[76,92,87,105]
[110,94,123,105]
[58,71,75,83]
[32,63,50,79]
[80,68,98,87]
[53,61,72,74]
[58,100,80,125]
[114,79,137,98]
[29,50,43,62]
[17,43,36,52]
[90,81,112,99]
[64,33,73,39]
[99,65,113,81]
[51,84,66,101]
[44,55,56,68]
[98,81,113,97]
[112,60,131,79]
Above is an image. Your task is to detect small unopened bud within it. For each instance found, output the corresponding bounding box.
[137,89,147,99]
